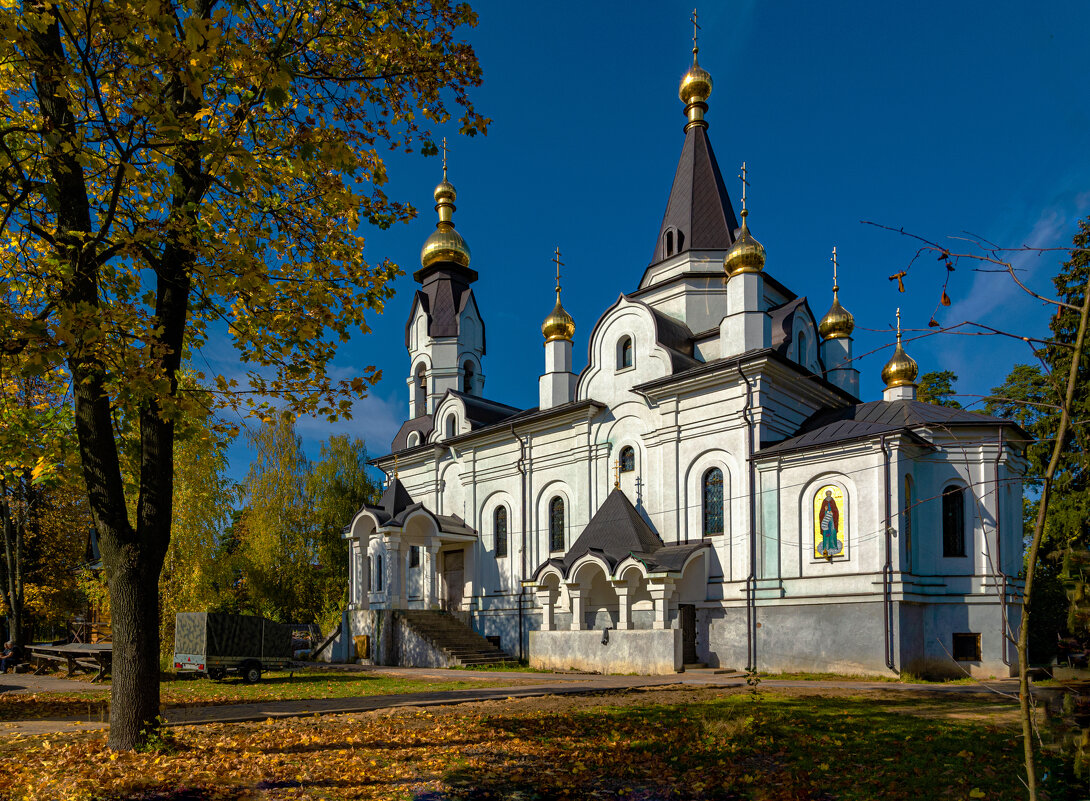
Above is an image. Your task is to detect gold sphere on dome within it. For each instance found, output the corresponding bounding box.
[434,178,456,203]
[724,218,766,276]
[819,295,855,339]
[679,60,713,105]
[881,342,918,388]
[420,226,471,269]
[542,296,576,343]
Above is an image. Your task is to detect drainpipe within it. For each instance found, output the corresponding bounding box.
[881,435,895,672]
[738,365,757,673]
[995,428,1010,667]
[511,423,528,662]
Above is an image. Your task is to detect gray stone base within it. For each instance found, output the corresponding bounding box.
[529,628,682,674]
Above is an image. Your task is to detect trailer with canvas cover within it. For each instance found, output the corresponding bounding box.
[173,612,292,682]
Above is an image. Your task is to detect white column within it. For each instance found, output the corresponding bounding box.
[648,578,675,630]
[883,382,917,402]
[567,584,586,631]
[821,335,860,397]
[426,543,441,609]
[536,585,558,631]
[611,579,632,630]
[539,338,577,410]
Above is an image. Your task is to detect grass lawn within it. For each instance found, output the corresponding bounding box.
[0,670,530,721]
[0,685,1036,800]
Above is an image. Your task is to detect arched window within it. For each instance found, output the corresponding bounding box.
[702,468,724,536]
[619,446,635,473]
[664,230,674,258]
[618,336,633,370]
[407,431,420,448]
[942,486,966,557]
[445,414,456,439]
[494,506,508,558]
[549,497,565,552]
[463,360,475,395]
[374,554,384,592]
[414,364,427,417]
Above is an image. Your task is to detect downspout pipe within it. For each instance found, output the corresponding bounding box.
[511,424,528,662]
[995,428,1011,667]
[881,435,895,672]
[738,365,757,673]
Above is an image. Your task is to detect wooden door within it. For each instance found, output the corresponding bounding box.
[680,604,697,664]
[442,550,464,611]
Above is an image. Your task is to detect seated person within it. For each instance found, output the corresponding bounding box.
[0,641,17,673]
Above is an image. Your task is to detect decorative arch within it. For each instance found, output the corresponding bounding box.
[801,474,853,562]
[684,450,734,543]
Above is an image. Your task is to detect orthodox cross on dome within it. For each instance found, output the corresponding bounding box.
[690,8,701,60]
[738,161,749,217]
[831,245,839,292]
[441,136,448,180]
[552,246,564,296]
[613,458,620,489]
[896,307,902,342]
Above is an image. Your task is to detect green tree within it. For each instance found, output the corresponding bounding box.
[308,434,379,633]
[916,370,962,408]
[0,0,484,748]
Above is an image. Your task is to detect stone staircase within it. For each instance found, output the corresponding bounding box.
[396,610,511,667]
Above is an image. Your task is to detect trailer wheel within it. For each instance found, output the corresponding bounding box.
[242,663,262,684]
[207,668,226,681]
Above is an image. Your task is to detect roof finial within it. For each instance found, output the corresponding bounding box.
[691,8,701,64]
[614,458,620,489]
[831,246,839,293]
[420,137,471,269]
[881,306,918,388]
[896,307,902,342]
[553,245,563,299]
[738,161,749,219]
[441,136,448,181]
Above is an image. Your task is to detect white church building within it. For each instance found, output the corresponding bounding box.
[342,41,1027,678]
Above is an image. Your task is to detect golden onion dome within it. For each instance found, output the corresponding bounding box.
[881,340,918,388]
[434,178,456,203]
[679,58,713,106]
[724,214,766,277]
[542,293,576,343]
[819,293,855,339]
[420,226,471,270]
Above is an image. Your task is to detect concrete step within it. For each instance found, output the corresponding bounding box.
[396,610,509,667]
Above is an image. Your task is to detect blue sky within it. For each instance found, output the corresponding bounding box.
[221,0,1090,480]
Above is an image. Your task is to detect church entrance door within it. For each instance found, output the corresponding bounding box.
[441,550,464,612]
[679,604,697,664]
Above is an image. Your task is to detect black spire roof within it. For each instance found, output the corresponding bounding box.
[650,125,739,265]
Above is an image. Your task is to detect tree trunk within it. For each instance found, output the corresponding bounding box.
[1,481,24,649]
[1017,272,1090,800]
[106,543,164,748]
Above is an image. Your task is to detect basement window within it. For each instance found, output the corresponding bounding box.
[952,633,981,662]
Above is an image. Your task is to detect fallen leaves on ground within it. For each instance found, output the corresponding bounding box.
[0,687,1025,800]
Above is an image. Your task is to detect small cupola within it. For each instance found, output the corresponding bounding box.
[818,246,854,339]
[420,138,471,270]
[724,162,765,277]
[881,308,919,400]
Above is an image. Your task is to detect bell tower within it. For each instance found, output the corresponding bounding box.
[405,141,486,418]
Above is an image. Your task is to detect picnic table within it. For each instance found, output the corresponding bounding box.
[29,643,112,682]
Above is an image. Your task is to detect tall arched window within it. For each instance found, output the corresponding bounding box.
[942,486,965,557]
[494,506,508,558]
[702,468,724,536]
[618,336,633,370]
[796,332,808,366]
[549,497,565,552]
[463,360,475,395]
[414,364,427,417]
[664,230,674,258]
[374,553,384,592]
[445,414,456,439]
[619,446,635,473]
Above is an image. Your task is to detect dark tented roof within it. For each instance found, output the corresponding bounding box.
[758,398,1030,457]
[535,488,709,579]
[650,124,739,265]
[403,265,485,353]
[390,416,435,453]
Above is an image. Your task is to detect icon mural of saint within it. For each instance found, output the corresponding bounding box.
[814,485,845,558]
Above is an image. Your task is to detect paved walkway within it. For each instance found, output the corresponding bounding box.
[0,667,1022,738]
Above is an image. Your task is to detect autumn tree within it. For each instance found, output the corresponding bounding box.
[0,0,484,749]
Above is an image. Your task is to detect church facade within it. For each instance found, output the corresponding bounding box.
[343,43,1027,678]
